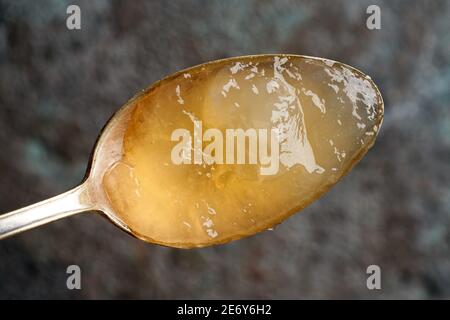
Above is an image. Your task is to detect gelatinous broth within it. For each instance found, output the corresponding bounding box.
[102,55,383,248]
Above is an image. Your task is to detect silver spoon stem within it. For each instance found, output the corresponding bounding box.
[0,183,93,240]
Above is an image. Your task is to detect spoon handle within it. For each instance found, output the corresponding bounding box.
[0,183,93,240]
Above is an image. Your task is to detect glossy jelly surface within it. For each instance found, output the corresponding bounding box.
[102,55,383,248]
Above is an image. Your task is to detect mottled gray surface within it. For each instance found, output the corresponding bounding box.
[0,0,449,299]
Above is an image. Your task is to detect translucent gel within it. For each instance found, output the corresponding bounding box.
[102,55,383,248]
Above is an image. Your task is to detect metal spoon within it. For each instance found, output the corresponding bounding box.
[0,54,383,247]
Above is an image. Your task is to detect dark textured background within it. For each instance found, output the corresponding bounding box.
[0,0,449,299]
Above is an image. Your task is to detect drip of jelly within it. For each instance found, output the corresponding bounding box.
[102,55,383,248]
